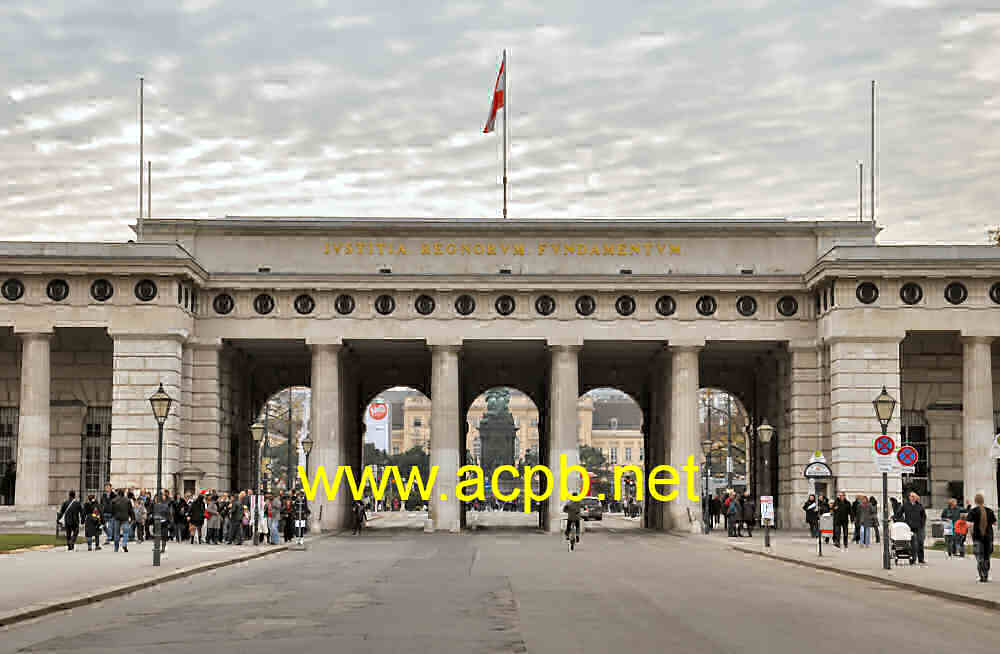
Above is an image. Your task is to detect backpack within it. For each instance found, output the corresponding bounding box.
[954,519,969,536]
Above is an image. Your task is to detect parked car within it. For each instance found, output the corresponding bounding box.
[580,496,603,521]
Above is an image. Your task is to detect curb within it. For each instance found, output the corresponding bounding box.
[0,533,338,629]
[731,546,999,613]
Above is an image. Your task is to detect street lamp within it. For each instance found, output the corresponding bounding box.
[701,437,713,534]
[250,421,265,546]
[757,419,775,548]
[872,386,897,570]
[148,383,172,567]
[297,435,313,547]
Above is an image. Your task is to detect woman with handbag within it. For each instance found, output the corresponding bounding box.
[205,495,221,544]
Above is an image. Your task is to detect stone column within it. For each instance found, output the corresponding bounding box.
[782,344,821,526]
[547,345,580,533]
[962,336,996,510]
[110,334,184,491]
[189,341,223,490]
[430,344,461,532]
[655,348,673,531]
[310,343,345,531]
[14,332,52,507]
[828,337,902,499]
[669,344,702,533]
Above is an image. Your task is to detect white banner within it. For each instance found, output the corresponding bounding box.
[364,399,391,452]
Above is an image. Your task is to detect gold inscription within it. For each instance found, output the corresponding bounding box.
[323,241,679,257]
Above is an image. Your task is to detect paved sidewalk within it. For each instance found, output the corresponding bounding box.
[709,530,999,608]
[0,534,303,625]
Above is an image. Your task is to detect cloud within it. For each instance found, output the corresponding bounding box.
[0,1,997,244]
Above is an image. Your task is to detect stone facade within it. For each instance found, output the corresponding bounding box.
[1,217,999,532]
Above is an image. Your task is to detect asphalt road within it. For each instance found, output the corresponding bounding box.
[2,517,996,654]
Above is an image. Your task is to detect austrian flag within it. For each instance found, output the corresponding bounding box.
[483,57,505,133]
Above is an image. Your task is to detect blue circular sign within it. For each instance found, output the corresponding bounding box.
[874,436,895,456]
[898,445,918,467]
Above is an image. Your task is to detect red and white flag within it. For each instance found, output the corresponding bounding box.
[483,56,505,133]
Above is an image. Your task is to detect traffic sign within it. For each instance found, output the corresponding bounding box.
[804,461,833,478]
[873,453,895,474]
[897,445,918,468]
[874,435,895,456]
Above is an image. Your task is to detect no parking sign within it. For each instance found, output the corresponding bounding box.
[897,445,918,474]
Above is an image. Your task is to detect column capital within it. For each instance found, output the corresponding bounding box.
[107,330,189,343]
[960,335,994,346]
[187,337,223,350]
[824,335,903,345]
[305,337,343,346]
[786,339,818,352]
[548,343,581,354]
[669,342,704,353]
[430,343,462,354]
[309,342,342,352]
[15,330,52,340]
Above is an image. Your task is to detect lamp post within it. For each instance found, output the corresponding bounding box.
[297,435,313,547]
[873,385,897,571]
[757,418,775,548]
[148,383,172,567]
[701,437,713,534]
[250,421,265,547]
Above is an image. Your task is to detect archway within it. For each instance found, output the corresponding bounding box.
[253,385,311,496]
[361,386,432,531]
[463,386,540,530]
[698,387,751,532]
[576,387,644,531]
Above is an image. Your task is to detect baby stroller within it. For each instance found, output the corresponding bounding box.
[890,521,913,565]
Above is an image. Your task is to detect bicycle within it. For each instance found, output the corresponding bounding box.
[561,518,581,551]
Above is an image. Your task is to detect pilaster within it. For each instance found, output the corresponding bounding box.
[430,344,461,532]
[14,332,52,507]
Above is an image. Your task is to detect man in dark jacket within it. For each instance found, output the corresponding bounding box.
[58,490,83,550]
[902,491,927,565]
[832,492,852,549]
[741,491,755,537]
[851,496,862,544]
[110,489,134,552]
[100,482,115,545]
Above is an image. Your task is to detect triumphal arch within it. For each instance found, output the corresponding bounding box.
[2,217,998,532]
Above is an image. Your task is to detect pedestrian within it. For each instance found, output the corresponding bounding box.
[852,495,862,544]
[832,492,851,549]
[268,494,282,544]
[901,491,927,565]
[954,513,969,557]
[205,494,220,544]
[803,494,819,538]
[84,504,103,551]
[742,491,755,537]
[965,493,996,583]
[133,494,147,543]
[110,489,134,552]
[726,491,741,537]
[868,496,880,544]
[189,493,205,544]
[856,496,873,548]
[57,490,83,550]
[352,499,366,535]
[941,498,962,557]
[100,482,115,545]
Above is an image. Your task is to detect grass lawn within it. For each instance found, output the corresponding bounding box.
[930,540,999,559]
[0,533,84,553]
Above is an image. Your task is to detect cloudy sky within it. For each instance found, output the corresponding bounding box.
[2,0,998,243]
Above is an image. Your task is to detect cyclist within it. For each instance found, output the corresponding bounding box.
[563,499,581,542]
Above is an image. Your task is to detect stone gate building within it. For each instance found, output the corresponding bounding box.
[1,217,998,532]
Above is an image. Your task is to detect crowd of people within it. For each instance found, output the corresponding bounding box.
[704,490,758,537]
[801,490,996,581]
[57,483,311,552]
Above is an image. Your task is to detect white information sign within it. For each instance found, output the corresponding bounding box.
[760,495,774,523]
[873,453,896,474]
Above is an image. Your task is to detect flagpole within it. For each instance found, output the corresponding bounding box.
[502,49,508,220]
